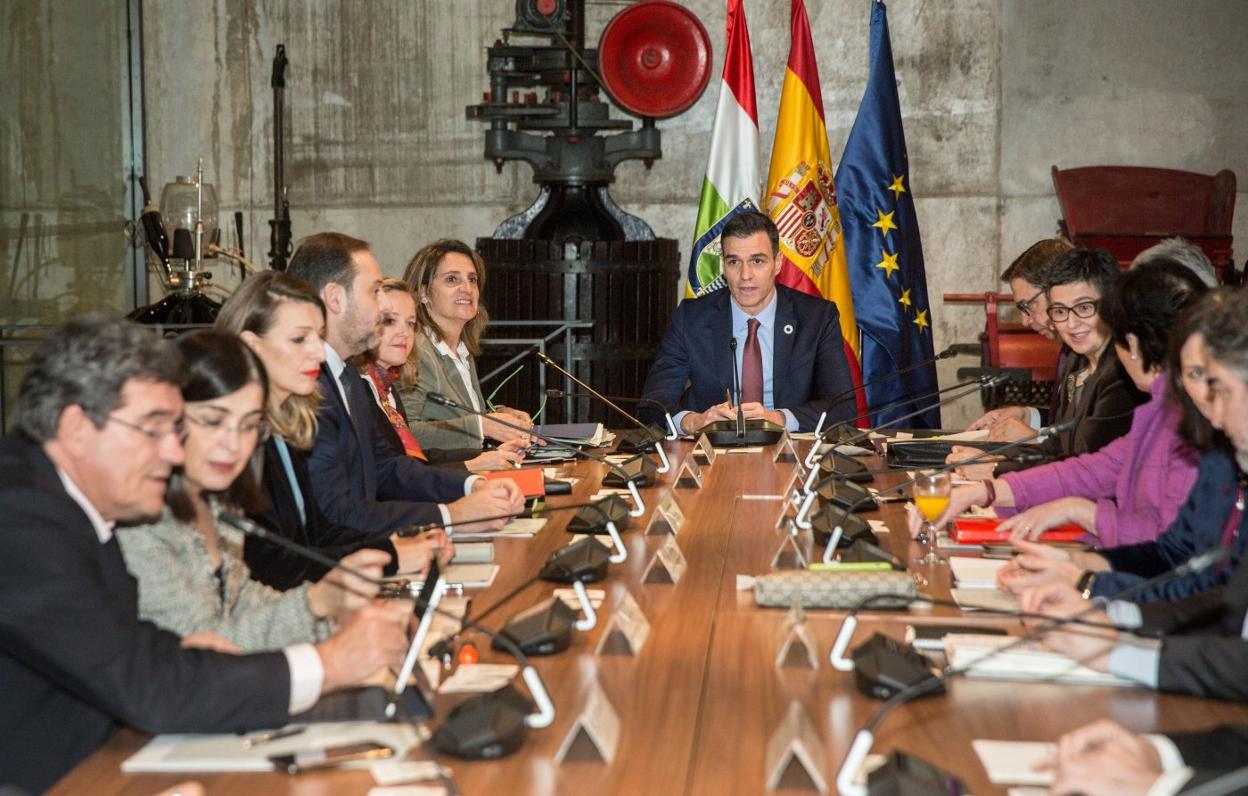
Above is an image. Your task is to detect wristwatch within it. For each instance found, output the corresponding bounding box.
[1076,570,1098,600]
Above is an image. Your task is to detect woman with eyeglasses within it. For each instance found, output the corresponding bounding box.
[966,238,1073,432]
[118,331,386,651]
[913,261,1207,554]
[357,278,525,470]
[398,240,537,451]
[216,272,448,592]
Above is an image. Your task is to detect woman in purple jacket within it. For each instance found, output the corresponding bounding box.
[916,260,1208,546]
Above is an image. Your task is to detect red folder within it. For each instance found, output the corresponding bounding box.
[952,516,1085,544]
[482,467,546,498]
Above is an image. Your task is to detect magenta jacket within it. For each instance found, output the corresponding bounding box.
[998,377,1199,548]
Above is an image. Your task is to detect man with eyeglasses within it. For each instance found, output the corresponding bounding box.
[0,315,410,793]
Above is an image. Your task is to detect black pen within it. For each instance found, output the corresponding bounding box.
[241,726,305,749]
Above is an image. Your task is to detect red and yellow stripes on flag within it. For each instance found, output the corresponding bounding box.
[766,0,861,366]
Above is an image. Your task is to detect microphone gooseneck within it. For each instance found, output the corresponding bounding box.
[545,389,680,440]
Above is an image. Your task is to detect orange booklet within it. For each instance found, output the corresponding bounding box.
[952,516,1085,544]
[482,466,546,498]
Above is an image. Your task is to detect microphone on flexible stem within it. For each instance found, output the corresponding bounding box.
[832,543,1232,796]
[545,388,679,442]
[535,352,670,473]
[425,392,649,518]
[217,512,558,758]
[729,337,746,439]
[396,498,628,565]
[801,375,1005,477]
[797,419,1075,566]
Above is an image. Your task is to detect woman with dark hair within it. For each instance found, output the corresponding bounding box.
[118,330,386,651]
[915,261,1206,547]
[997,288,1248,603]
[217,271,449,591]
[399,239,535,450]
[357,278,525,469]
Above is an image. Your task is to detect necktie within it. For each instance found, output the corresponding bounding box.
[741,318,764,405]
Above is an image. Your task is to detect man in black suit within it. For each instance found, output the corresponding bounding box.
[640,211,856,434]
[0,316,408,793]
[287,233,523,535]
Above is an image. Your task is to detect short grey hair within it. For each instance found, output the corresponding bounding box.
[1131,237,1217,288]
[1198,288,1248,383]
[17,314,184,441]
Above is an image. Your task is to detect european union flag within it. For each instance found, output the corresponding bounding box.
[835,0,939,428]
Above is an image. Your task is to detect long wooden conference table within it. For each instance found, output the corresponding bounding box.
[53,437,1248,795]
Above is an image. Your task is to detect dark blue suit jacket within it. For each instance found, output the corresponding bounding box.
[639,285,857,431]
[0,433,290,792]
[305,361,469,535]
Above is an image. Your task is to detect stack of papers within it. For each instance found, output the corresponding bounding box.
[949,556,1007,589]
[945,634,1134,686]
[951,587,1020,613]
[441,563,499,589]
[437,663,519,694]
[534,422,615,448]
[971,740,1055,786]
[454,517,546,541]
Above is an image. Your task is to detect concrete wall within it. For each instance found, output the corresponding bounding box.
[140,0,1248,425]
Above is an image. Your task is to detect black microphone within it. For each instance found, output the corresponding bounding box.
[217,511,558,757]
[801,376,1005,475]
[395,498,628,564]
[545,388,679,441]
[796,419,1076,564]
[728,337,746,439]
[535,352,671,472]
[814,344,959,433]
[426,392,651,517]
[833,543,1232,795]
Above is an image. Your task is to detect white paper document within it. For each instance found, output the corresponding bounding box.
[971,740,1056,786]
[437,663,520,694]
[949,556,1008,589]
[946,634,1135,686]
[440,563,499,589]
[950,587,1020,613]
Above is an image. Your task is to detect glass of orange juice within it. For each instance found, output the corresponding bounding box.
[912,472,951,566]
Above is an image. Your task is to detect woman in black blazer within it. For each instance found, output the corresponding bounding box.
[216,271,448,590]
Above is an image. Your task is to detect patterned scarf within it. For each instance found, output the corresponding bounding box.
[366,362,428,461]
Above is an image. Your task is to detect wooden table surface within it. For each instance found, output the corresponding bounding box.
[50,439,1248,795]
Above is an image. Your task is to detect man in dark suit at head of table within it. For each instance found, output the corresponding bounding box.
[640,210,857,435]
[0,315,410,794]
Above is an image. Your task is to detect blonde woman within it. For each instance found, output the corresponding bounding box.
[216,271,447,591]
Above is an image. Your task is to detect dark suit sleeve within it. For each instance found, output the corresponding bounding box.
[371,417,471,504]
[1168,724,1248,771]
[1156,634,1248,700]
[306,398,446,535]
[0,490,291,734]
[784,298,856,430]
[639,300,695,423]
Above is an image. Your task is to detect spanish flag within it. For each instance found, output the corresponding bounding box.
[766,0,864,411]
[767,0,857,346]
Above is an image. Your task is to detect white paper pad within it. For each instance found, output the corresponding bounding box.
[122,721,420,773]
[946,634,1135,686]
[371,760,450,786]
[368,786,447,796]
[440,563,499,589]
[450,542,493,564]
[971,740,1056,786]
[714,446,764,455]
[951,587,1020,613]
[437,663,520,694]
[555,587,605,610]
[949,556,1007,589]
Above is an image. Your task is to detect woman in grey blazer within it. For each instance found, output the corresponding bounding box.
[399,239,536,450]
[118,331,386,652]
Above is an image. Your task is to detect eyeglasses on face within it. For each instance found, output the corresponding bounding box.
[183,413,270,443]
[1046,300,1100,323]
[107,414,185,442]
[1014,288,1044,317]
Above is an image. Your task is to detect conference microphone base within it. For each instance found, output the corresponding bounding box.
[493,597,579,656]
[616,426,667,453]
[867,750,968,796]
[540,537,612,583]
[700,419,784,448]
[852,633,944,701]
[602,452,658,488]
[567,495,632,535]
[811,506,876,549]
[430,683,533,759]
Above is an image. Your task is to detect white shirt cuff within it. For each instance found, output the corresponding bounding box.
[437,504,453,535]
[1147,768,1194,796]
[283,642,324,714]
[1023,406,1042,429]
[780,409,799,433]
[1144,734,1188,773]
[673,410,693,435]
[464,474,483,496]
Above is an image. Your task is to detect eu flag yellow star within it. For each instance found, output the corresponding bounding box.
[898,287,912,308]
[913,308,929,332]
[888,175,906,199]
[875,249,900,279]
[871,209,898,236]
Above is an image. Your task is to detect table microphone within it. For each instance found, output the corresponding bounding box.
[535,351,670,473]
[425,391,649,518]
[801,376,1005,472]
[832,544,1231,796]
[397,498,629,564]
[545,388,679,441]
[218,512,558,760]
[796,419,1076,566]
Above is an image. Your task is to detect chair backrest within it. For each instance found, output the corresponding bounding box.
[1052,165,1236,236]
[944,292,1062,381]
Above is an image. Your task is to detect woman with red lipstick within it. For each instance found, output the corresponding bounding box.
[358,278,525,470]
[216,272,449,591]
[399,240,537,451]
[118,331,386,650]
